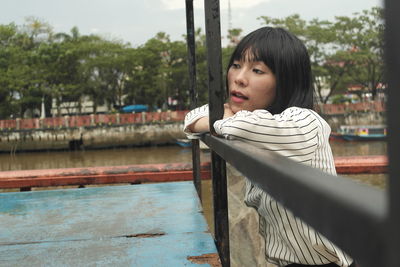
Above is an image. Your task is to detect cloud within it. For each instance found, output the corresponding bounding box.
[161,0,268,10]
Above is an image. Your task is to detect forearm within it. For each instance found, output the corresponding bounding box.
[183,104,210,138]
[187,116,210,133]
[183,103,234,137]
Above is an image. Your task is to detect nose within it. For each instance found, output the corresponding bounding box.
[234,68,248,87]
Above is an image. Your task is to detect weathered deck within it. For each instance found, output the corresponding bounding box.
[0,181,220,266]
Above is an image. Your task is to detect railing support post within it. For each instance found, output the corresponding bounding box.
[204,0,230,266]
[384,0,400,266]
[185,0,202,200]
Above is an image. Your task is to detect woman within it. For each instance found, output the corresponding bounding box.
[184,27,354,267]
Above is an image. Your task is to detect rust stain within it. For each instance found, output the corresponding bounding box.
[187,253,221,267]
[125,232,165,238]
[125,166,160,173]
[59,169,96,177]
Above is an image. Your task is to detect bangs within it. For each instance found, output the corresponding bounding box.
[232,46,262,62]
[230,32,276,72]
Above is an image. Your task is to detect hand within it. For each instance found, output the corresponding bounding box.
[223,103,235,119]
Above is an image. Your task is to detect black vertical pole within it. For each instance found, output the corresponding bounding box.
[185,0,202,200]
[384,0,400,266]
[204,0,230,266]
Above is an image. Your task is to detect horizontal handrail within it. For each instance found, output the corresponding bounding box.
[202,134,386,267]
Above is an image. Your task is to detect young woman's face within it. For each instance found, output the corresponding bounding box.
[227,59,276,114]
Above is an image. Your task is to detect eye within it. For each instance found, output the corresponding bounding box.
[231,63,241,69]
[253,68,265,74]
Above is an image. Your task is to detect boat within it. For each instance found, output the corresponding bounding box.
[121,104,148,113]
[330,125,386,141]
[176,138,192,148]
[176,139,209,150]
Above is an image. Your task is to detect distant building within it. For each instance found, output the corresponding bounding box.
[51,96,109,117]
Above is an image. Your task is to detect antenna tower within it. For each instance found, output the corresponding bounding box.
[228,0,232,31]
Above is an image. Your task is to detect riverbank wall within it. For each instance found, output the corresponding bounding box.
[0,111,187,153]
[317,101,386,131]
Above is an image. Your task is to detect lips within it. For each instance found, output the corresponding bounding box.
[230,90,248,104]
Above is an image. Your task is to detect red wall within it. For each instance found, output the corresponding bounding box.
[0,111,189,130]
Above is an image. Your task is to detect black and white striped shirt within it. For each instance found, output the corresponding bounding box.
[184,104,353,267]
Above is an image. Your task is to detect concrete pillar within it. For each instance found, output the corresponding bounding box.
[90,114,95,126]
[157,109,162,122]
[116,113,120,124]
[64,116,69,128]
[141,112,146,123]
[16,118,21,130]
[167,110,172,121]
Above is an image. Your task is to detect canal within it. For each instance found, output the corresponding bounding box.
[0,140,387,189]
[0,140,386,169]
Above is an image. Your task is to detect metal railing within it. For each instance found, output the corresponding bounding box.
[185,0,398,267]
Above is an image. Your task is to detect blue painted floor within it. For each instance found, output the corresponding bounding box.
[0,181,219,266]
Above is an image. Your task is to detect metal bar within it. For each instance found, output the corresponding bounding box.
[202,134,386,267]
[384,0,400,266]
[204,0,226,132]
[210,149,229,262]
[185,0,198,110]
[191,140,202,199]
[185,0,202,199]
[204,0,230,266]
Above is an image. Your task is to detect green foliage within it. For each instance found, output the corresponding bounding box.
[331,94,351,104]
[258,7,384,103]
[227,28,243,46]
[0,7,384,119]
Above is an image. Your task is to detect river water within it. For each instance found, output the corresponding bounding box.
[0,140,387,189]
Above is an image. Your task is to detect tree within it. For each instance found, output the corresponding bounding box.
[125,32,191,110]
[227,28,242,46]
[0,24,19,117]
[0,21,46,118]
[258,7,384,103]
[78,38,131,113]
[333,7,384,98]
[125,34,167,109]
[193,28,210,106]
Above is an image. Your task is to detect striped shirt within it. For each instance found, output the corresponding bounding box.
[184,104,353,267]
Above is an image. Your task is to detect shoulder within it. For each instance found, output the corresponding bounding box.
[279,107,332,144]
[214,107,326,159]
[276,107,317,120]
[277,107,330,128]
[214,106,326,137]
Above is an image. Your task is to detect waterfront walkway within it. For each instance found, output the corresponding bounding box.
[0,181,220,266]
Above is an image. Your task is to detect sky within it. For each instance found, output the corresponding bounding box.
[1,0,383,47]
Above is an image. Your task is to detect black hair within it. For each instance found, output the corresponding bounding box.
[226,27,314,114]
